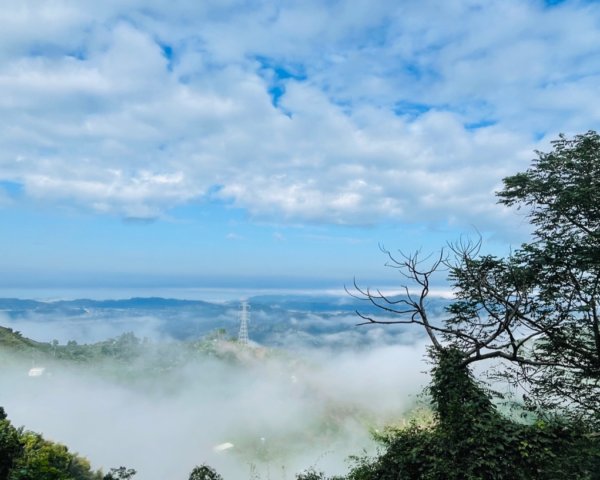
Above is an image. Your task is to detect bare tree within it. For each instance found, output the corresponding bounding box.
[348,240,553,369]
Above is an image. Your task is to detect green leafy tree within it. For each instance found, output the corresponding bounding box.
[0,407,102,480]
[188,464,223,480]
[103,466,137,480]
[9,431,102,480]
[495,130,600,421]
[295,469,326,480]
[345,349,600,480]
[295,469,345,480]
[0,407,24,479]
[349,131,600,477]
[352,131,600,423]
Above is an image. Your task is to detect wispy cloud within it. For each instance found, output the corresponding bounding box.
[0,1,598,228]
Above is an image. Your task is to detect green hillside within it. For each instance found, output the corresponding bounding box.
[0,325,50,353]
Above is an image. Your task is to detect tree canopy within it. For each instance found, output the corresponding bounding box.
[352,130,600,425]
[0,408,103,480]
[496,130,600,422]
[345,131,600,478]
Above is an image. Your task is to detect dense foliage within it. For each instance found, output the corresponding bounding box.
[103,467,137,480]
[344,349,600,479]
[0,407,103,480]
[497,131,600,421]
[346,131,600,479]
[188,464,223,480]
[0,407,23,479]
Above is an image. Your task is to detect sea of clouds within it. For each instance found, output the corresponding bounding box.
[1,337,429,479]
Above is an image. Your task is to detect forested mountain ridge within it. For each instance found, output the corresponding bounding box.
[0,294,449,349]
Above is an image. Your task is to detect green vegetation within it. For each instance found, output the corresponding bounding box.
[188,465,223,480]
[0,326,255,380]
[496,131,600,422]
[0,326,52,352]
[0,328,388,479]
[343,349,599,479]
[0,407,103,480]
[103,467,137,480]
[343,131,600,479]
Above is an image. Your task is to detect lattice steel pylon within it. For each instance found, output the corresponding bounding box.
[238,300,250,345]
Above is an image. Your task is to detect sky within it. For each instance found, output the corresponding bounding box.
[1,0,599,292]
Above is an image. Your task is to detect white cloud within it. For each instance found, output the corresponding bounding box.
[0,0,598,227]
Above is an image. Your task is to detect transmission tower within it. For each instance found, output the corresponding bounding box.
[238,300,250,345]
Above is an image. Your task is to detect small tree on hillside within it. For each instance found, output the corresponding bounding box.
[103,466,136,480]
[188,464,223,480]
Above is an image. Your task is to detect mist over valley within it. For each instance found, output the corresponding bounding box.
[0,292,441,479]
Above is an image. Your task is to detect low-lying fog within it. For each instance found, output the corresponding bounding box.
[0,297,433,479]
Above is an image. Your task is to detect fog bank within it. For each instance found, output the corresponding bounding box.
[0,341,429,479]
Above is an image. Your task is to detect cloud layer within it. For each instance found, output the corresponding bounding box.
[1,341,429,479]
[1,1,598,225]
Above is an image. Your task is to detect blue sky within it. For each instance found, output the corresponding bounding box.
[0,0,599,292]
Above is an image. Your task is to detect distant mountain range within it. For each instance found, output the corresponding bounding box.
[0,294,451,349]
